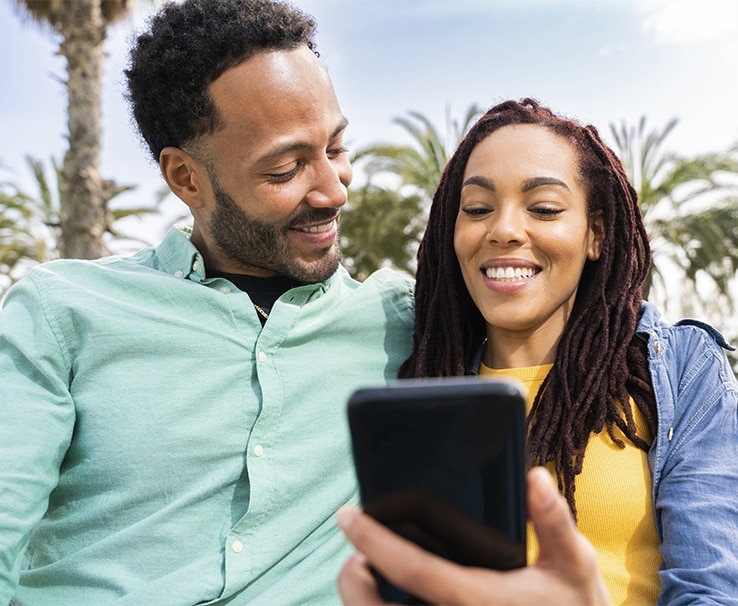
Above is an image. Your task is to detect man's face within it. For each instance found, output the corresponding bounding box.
[191,46,353,282]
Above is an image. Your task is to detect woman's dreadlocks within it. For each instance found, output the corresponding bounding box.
[400,98,656,516]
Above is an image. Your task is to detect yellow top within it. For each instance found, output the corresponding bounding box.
[481,363,661,606]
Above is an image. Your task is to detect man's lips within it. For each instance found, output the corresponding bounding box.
[294,220,334,234]
[288,210,340,234]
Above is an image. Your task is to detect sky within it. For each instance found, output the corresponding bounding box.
[1,0,738,244]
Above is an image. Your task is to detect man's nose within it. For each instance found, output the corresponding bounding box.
[305,155,353,208]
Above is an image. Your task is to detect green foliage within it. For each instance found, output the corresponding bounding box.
[352,105,482,203]
[340,183,424,281]
[342,105,482,279]
[609,118,738,314]
[0,156,159,296]
[0,157,62,292]
[610,117,738,374]
[610,118,738,297]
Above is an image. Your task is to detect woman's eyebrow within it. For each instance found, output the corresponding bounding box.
[461,175,570,193]
[521,176,570,192]
[461,175,495,191]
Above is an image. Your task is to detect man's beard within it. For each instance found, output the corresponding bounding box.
[208,177,341,283]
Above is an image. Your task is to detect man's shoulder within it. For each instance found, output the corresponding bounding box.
[333,266,413,292]
[24,249,156,282]
[333,266,414,309]
[17,226,193,287]
[361,267,415,290]
[3,248,161,309]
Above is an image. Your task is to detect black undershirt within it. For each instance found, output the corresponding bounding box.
[208,270,305,324]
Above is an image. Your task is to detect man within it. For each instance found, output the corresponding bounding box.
[0,1,413,604]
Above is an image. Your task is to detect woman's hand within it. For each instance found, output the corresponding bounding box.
[337,466,612,605]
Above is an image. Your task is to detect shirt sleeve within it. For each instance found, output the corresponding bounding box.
[0,274,76,603]
[654,327,738,606]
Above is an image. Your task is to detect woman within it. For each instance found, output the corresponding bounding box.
[339,99,738,605]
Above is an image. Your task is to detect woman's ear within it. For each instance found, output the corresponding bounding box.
[587,211,605,261]
[159,146,210,211]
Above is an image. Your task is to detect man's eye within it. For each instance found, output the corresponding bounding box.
[267,164,300,182]
[327,147,349,159]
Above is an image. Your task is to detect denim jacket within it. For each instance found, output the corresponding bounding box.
[471,301,738,604]
[639,301,738,604]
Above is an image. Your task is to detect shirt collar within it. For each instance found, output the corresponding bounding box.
[153,225,339,295]
[154,226,206,283]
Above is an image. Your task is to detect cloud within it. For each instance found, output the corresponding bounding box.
[632,0,738,44]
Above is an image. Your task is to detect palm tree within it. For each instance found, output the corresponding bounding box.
[0,156,157,297]
[353,104,483,203]
[0,160,58,294]
[342,105,482,278]
[11,0,139,259]
[340,183,424,281]
[609,117,738,327]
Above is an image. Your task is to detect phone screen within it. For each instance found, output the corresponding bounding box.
[347,377,527,605]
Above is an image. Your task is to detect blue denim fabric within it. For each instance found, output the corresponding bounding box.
[470,301,738,603]
[638,302,738,605]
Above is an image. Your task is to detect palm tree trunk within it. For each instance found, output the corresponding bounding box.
[58,0,106,259]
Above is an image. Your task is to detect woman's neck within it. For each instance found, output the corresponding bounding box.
[483,325,561,369]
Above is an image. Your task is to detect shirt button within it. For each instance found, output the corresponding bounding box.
[219,286,231,294]
[174,270,184,278]
[253,444,264,457]
[192,260,200,272]
[258,351,267,362]
[231,539,243,554]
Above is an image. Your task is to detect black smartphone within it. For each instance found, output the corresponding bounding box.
[347,377,527,605]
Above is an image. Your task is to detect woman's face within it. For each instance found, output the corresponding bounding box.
[453,124,603,365]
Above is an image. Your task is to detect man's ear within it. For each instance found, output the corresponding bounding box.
[587,210,605,261]
[159,146,210,210]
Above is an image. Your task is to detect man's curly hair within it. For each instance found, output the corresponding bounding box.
[124,0,318,162]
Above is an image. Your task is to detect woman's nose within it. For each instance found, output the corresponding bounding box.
[485,207,525,246]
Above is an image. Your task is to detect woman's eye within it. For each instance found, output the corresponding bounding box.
[461,206,490,217]
[531,206,564,218]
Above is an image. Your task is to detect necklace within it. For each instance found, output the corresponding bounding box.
[253,303,270,320]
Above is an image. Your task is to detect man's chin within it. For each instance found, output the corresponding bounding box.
[289,249,341,284]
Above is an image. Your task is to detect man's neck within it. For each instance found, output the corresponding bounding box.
[206,269,305,310]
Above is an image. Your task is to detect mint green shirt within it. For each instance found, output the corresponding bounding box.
[0,227,414,605]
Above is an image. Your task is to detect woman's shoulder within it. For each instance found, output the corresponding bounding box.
[637,300,734,353]
[638,301,736,408]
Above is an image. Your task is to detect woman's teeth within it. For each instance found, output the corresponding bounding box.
[485,267,536,280]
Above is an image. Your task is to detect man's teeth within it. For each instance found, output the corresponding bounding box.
[485,267,536,280]
[300,222,332,233]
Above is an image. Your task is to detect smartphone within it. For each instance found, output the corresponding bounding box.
[347,376,527,605]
